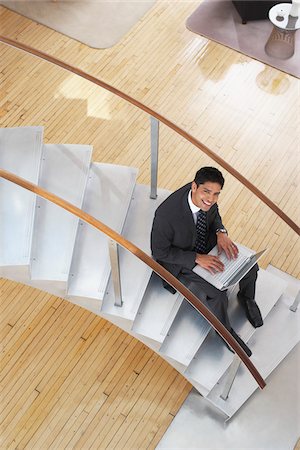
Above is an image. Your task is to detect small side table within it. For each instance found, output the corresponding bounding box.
[265,2,300,58]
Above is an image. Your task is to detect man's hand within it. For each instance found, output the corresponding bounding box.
[217,232,238,260]
[195,254,224,274]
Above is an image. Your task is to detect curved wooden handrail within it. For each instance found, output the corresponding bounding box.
[0,168,266,389]
[0,35,299,236]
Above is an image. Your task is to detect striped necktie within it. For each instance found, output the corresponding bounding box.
[194,210,207,254]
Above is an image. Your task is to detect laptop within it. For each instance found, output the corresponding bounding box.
[192,244,267,291]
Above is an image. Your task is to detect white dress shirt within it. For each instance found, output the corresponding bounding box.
[188,189,201,224]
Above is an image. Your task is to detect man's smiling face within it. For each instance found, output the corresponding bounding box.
[191,181,222,212]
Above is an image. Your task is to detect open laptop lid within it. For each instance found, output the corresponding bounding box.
[192,247,267,291]
[219,249,267,291]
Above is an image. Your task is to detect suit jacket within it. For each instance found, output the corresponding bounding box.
[151,183,225,280]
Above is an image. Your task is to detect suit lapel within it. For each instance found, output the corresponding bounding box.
[181,186,197,234]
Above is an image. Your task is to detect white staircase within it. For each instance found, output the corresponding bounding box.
[1,126,299,420]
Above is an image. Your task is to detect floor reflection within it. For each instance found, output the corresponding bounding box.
[256,66,290,95]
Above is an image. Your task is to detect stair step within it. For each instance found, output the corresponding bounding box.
[159,298,211,367]
[0,126,43,275]
[67,163,137,300]
[185,269,287,395]
[101,185,171,321]
[226,270,287,341]
[266,264,300,299]
[30,144,92,288]
[132,272,183,343]
[206,293,300,418]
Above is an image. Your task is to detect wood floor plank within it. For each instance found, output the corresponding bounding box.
[5,318,116,448]
[0,288,56,352]
[58,345,153,449]
[109,364,178,449]
[132,376,191,450]
[23,324,127,448]
[44,338,137,449]
[0,302,73,420]
[0,297,61,388]
[0,282,32,326]
[71,354,165,449]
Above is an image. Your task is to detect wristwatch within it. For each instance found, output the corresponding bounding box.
[216,228,227,234]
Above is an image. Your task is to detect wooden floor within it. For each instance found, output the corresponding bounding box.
[0,278,190,449]
[0,1,299,448]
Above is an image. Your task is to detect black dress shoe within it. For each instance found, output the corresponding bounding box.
[229,328,252,357]
[219,329,252,357]
[237,293,263,328]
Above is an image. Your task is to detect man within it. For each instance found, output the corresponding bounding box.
[151,167,263,356]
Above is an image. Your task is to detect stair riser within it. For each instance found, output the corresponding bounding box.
[30,144,92,282]
[0,126,43,268]
[67,164,138,300]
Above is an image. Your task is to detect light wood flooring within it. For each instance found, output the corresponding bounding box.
[0,1,299,448]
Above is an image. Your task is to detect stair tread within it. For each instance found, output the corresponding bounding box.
[67,163,137,299]
[0,126,43,267]
[267,264,300,298]
[101,185,170,320]
[132,272,183,342]
[207,293,300,418]
[30,144,92,281]
[159,298,211,366]
[185,269,288,394]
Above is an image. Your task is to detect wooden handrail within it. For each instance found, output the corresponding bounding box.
[0,168,266,389]
[0,35,299,236]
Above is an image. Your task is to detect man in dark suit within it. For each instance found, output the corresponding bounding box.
[151,167,263,355]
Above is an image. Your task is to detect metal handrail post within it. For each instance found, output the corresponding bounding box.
[150,116,159,199]
[220,354,241,401]
[289,290,300,312]
[108,239,123,306]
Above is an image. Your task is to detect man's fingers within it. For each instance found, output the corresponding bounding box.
[224,243,238,260]
[224,248,232,260]
[199,255,224,273]
[232,245,239,258]
[209,257,224,272]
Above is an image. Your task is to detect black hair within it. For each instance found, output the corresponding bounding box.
[194,167,225,188]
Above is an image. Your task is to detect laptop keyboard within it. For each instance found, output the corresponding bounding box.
[213,252,249,285]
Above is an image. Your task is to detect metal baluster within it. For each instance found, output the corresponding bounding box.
[289,290,300,312]
[108,239,122,307]
[150,116,159,199]
[220,354,241,401]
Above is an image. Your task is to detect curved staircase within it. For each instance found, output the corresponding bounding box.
[1,125,299,420]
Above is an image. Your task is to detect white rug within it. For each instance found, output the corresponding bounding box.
[186,0,300,78]
[1,0,156,49]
